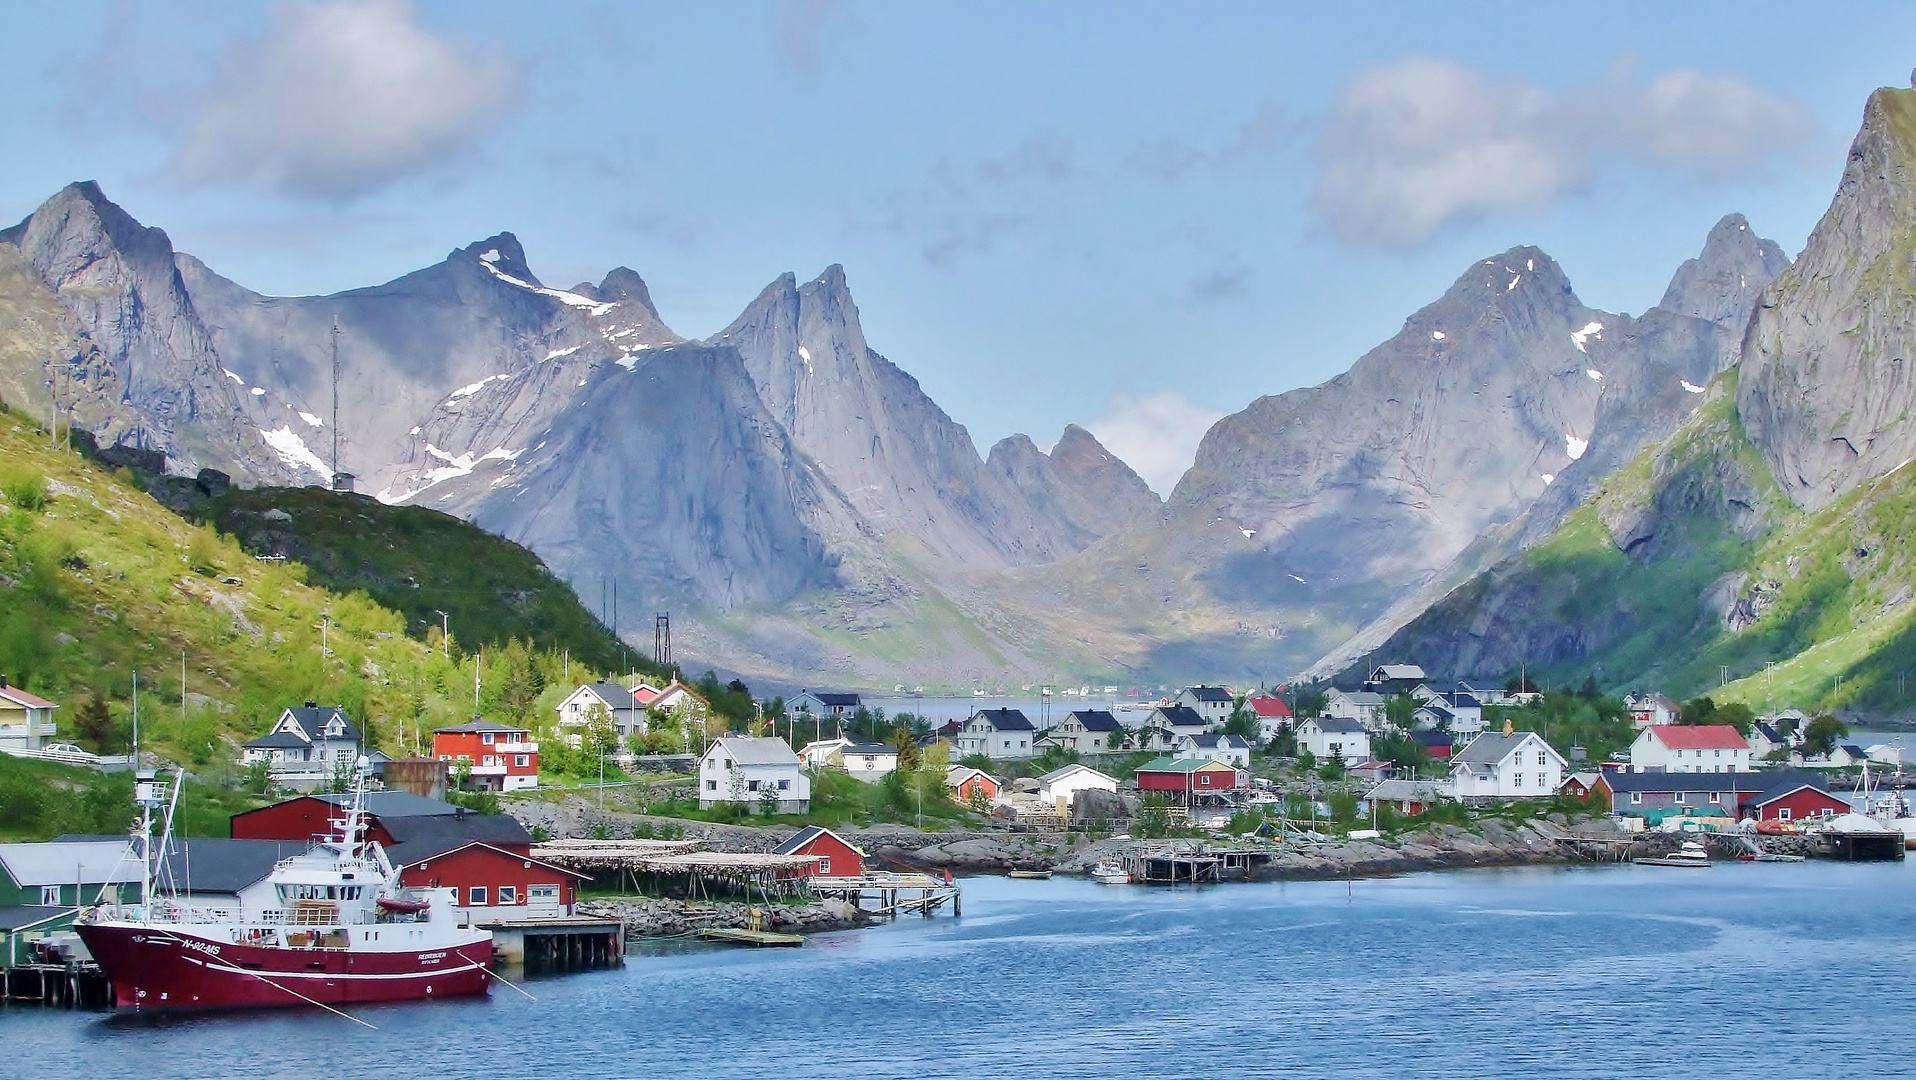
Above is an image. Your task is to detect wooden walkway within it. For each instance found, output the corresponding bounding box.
[810,872,961,917]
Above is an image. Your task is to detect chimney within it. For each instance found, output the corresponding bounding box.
[0,675,7,688]
[305,700,318,709]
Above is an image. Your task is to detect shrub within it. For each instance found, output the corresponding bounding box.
[2,470,48,512]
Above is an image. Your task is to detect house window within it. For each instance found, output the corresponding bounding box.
[818,858,833,874]
[1675,792,1686,804]
[469,887,488,906]
[1778,808,1791,821]
[706,779,717,791]
[1537,774,1545,788]
[529,885,559,902]
[1631,792,1642,804]
[1710,792,1721,803]
[483,732,496,744]
[778,779,790,790]
[515,755,530,768]
[498,886,518,904]
[1713,749,1720,758]
[1821,808,1834,819]
[748,779,761,792]
[1514,774,1523,789]
[41,885,61,905]
[1200,774,1212,786]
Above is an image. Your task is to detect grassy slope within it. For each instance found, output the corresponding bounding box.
[0,408,639,791]
[1378,372,1916,720]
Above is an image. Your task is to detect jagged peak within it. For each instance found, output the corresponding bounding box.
[454,232,539,287]
[1656,213,1789,329]
[4,180,179,270]
[1433,245,1575,309]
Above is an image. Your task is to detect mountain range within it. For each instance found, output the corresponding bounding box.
[7,84,1897,699]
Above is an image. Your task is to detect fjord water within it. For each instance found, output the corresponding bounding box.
[13,863,1916,1078]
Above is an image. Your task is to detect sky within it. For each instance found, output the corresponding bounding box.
[3,1,1913,493]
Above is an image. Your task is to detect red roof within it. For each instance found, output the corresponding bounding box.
[1648,725,1749,750]
[1248,694,1291,719]
[0,685,57,709]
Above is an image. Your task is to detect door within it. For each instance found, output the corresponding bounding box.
[527,884,561,917]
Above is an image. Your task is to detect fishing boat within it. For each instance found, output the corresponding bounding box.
[1006,870,1053,880]
[75,761,493,1012]
[1090,861,1130,885]
[1635,841,1711,867]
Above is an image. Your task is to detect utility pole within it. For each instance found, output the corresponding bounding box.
[435,610,450,657]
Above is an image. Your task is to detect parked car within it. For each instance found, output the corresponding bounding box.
[38,743,101,765]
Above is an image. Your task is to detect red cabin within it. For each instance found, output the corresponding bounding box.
[773,825,864,878]
[433,720,540,792]
[394,841,588,922]
[1750,782,1850,823]
[946,766,1000,804]
[1135,757,1245,798]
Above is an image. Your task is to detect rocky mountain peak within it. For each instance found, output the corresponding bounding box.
[1739,86,1916,511]
[1657,213,1791,329]
[455,233,538,285]
[577,267,662,321]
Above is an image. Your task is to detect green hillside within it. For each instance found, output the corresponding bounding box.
[0,403,661,779]
[1357,375,1916,721]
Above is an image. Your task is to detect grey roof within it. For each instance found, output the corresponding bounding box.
[773,825,854,857]
[798,691,862,708]
[382,813,534,864]
[843,742,895,756]
[1184,733,1250,749]
[312,791,466,819]
[1333,690,1387,706]
[1839,744,1868,757]
[433,719,531,734]
[1452,731,1557,767]
[1370,665,1426,681]
[1367,779,1450,802]
[0,841,142,887]
[275,705,362,744]
[1182,686,1233,702]
[971,708,1035,732]
[163,839,306,895]
[1308,716,1369,734]
[1416,702,1455,720]
[0,906,74,932]
[1036,764,1116,785]
[1443,692,1482,709]
[1753,722,1783,743]
[708,736,803,766]
[1154,706,1209,728]
[1604,769,1824,801]
[1067,710,1123,732]
[579,682,638,709]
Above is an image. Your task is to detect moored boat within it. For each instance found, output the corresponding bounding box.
[1090,861,1130,885]
[75,761,493,1012]
[1635,841,1711,867]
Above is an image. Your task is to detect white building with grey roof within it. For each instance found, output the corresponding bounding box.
[1449,730,1567,803]
[698,736,810,812]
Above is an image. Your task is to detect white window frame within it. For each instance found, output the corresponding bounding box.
[41,885,61,905]
[469,886,488,906]
[497,885,517,904]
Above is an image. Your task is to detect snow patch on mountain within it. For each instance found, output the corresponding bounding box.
[1570,321,1604,352]
[260,425,329,476]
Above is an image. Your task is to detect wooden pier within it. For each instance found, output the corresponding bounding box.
[698,927,805,947]
[1,962,112,1009]
[480,917,626,970]
[809,872,961,918]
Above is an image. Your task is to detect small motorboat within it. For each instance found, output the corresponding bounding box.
[1636,841,1711,867]
[1090,861,1130,885]
[1007,870,1053,880]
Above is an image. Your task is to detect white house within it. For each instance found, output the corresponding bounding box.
[837,741,899,782]
[1324,689,1387,730]
[1747,722,1790,761]
[556,682,648,739]
[1034,763,1119,811]
[1040,710,1125,754]
[0,678,58,752]
[648,681,710,724]
[1176,686,1236,726]
[240,704,363,790]
[788,690,862,724]
[1625,692,1681,729]
[1627,725,1753,773]
[1449,731,1567,803]
[797,736,854,769]
[1175,732,1252,769]
[1296,716,1371,764]
[956,709,1037,760]
[1412,687,1485,734]
[698,736,810,812]
[1366,664,1426,688]
[1150,705,1215,737]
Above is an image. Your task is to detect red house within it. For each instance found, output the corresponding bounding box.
[945,766,1000,804]
[773,825,864,878]
[394,841,588,923]
[1135,756,1245,800]
[1750,781,1850,823]
[1247,693,1291,721]
[230,791,514,847]
[433,719,540,792]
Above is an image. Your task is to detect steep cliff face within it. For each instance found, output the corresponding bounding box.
[713,267,1153,568]
[1740,88,1916,512]
[0,182,280,479]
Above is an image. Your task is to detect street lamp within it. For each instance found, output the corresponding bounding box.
[434,610,450,657]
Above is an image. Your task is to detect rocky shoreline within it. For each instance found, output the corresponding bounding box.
[580,896,870,938]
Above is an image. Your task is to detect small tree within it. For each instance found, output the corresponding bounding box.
[890,726,922,772]
[1383,694,1417,732]
[757,784,780,817]
[581,703,620,764]
[1266,723,1297,758]
[1223,697,1260,740]
[1803,714,1849,758]
[73,690,116,754]
[242,759,274,796]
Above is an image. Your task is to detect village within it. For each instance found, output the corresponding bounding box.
[3,659,1910,1006]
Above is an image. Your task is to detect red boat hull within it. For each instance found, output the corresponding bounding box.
[76,922,492,1011]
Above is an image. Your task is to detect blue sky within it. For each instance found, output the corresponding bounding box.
[3,1,1911,491]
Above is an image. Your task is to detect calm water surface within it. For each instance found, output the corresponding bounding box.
[11,861,1916,1078]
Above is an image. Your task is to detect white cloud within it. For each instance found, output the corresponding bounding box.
[1080,391,1225,497]
[1313,55,1816,248]
[170,0,522,199]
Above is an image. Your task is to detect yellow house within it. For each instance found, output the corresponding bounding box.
[0,678,58,751]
